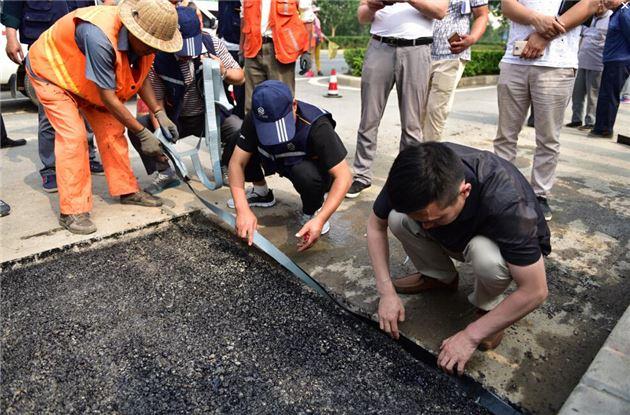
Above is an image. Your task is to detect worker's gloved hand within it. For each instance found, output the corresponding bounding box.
[136,128,163,157]
[155,110,179,143]
[299,52,312,75]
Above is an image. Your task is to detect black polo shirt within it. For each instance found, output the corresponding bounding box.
[237,112,348,172]
[373,143,551,266]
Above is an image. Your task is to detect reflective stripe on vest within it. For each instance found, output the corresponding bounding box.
[27,6,154,107]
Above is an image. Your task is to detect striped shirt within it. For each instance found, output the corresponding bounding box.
[149,34,240,116]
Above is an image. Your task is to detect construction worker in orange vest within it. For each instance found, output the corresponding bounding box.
[240,0,315,114]
[25,0,183,235]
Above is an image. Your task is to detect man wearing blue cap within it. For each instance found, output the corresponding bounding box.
[226,80,352,251]
[129,5,245,194]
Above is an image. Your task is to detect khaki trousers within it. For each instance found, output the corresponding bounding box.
[422,58,467,141]
[493,62,575,196]
[352,39,431,185]
[244,42,296,115]
[388,211,512,311]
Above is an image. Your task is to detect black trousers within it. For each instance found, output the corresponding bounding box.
[593,61,630,134]
[129,113,242,175]
[221,136,332,214]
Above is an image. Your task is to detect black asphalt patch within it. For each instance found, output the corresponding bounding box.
[2,216,490,414]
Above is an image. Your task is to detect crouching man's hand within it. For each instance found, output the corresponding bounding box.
[235,208,258,246]
[378,293,405,340]
[438,328,478,375]
[296,216,324,252]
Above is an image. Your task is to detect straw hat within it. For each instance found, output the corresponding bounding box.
[118,0,183,53]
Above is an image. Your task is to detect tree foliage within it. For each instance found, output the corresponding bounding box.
[317,0,368,37]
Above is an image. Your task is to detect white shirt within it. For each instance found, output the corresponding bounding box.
[501,0,580,69]
[370,3,434,39]
[241,0,315,37]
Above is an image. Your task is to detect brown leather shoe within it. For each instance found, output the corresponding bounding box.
[392,272,458,294]
[474,309,505,351]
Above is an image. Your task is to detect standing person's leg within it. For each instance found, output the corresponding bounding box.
[244,51,268,115]
[422,58,465,141]
[265,42,296,97]
[81,108,143,201]
[570,68,587,125]
[0,114,27,148]
[29,76,94,226]
[529,66,575,197]
[395,43,431,148]
[84,119,104,174]
[592,62,629,135]
[493,63,531,164]
[584,69,602,127]
[37,104,57,191]
[350,39,396,192]
[220,114,243,168]
[315,42,322,75]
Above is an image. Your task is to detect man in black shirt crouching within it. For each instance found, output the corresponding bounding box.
[367,141,550,375]
[226,80,352,252]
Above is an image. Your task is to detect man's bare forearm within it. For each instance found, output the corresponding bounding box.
[367,213,396,296]
[315,162,351,225]
[138,81,163,114]
[408,0,448,20]
[501,0,538,25]
[469,7,489,42]
[465,257,548,342]
[357,0,378,25]
[557,0,600,31]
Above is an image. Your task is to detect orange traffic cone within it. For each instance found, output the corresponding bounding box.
[324,69,342,98]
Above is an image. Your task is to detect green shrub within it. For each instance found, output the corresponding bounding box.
[325,36,371,49]
[343,48,366,77]
[344,45,505,77]
[462,49,504,77]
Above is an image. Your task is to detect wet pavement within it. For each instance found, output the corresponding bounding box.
[2,216,490,414]
[2,78,629,414]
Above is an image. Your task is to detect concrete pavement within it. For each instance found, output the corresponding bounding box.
[2,78,629,414]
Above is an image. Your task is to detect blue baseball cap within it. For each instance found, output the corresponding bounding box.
[176,7,202,57]
[251,81,296,146]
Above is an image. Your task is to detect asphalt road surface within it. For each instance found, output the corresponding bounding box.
[1,214,490,414]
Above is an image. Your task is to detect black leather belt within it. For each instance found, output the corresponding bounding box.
[372,34,433,47]
[262,36,273,44]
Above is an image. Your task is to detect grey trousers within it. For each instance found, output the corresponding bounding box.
[244,42,296,115]
[38,104,97,177]
[493,62,575,196]
[571,68,602,125]
[388,210,512,311]
[352,39,431,185]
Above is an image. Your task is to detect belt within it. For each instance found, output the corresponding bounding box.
[371,34,432,47]
[262,36,273,44]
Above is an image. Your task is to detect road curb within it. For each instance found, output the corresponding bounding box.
[336,74,498,89]
[559,305,630,415]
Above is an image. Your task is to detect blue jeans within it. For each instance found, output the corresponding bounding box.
[38,105,97,176]
[593,61,630,134]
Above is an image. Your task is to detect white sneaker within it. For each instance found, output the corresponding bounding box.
[227,187,276,209]
[299,212,330,235]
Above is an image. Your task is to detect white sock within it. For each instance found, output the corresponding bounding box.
[253,183,268,195]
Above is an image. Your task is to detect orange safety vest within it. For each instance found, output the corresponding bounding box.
[242,0,309,64]
[28,6,154,107]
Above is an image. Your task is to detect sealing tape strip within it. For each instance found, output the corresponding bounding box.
[161,148,522,415]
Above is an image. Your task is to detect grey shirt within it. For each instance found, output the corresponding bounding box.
[74,22,137,90]
[578,11,612,72]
